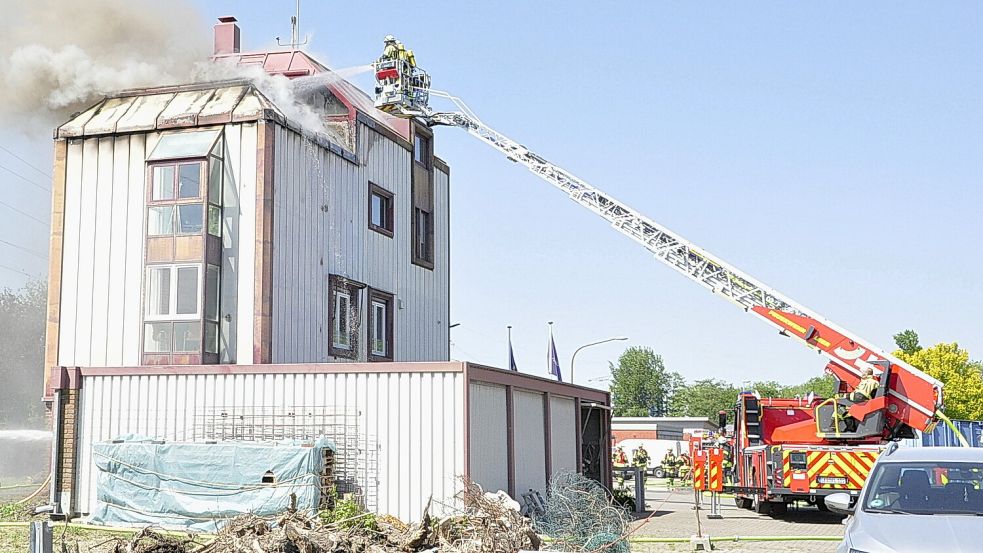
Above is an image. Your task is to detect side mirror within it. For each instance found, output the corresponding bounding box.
[824,492,854,515]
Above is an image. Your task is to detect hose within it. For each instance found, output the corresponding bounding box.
[935,410,971,447]
[14,475,51,505]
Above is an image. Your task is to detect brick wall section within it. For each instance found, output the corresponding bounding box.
[58,389,79,497]
[613,430,658,442]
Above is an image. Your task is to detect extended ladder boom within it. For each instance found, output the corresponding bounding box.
[376,70,942,435]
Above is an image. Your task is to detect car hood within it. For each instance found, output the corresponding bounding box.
[850,513,983,553]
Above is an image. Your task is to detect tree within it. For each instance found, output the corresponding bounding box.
[669,379,739,421]
[894,342,983,420]
[781,375,836,398]
[0,279,47,428]
[609,347,682,417]
[894,330,922,355]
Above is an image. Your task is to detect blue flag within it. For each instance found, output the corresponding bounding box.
[548,326,562,381]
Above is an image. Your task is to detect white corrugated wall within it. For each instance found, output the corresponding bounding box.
[57,124,258,367]
[467,382,509,493]
[75,369,465,522]
[549,396,578,475]
[513,390,547,495]
[271,123,450,363]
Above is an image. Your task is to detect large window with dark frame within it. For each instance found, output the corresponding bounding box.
[368,182,394,237]
[329,275,365,359]
[367,288,394,361]
[142,130,224,364]
[411,125,435,268]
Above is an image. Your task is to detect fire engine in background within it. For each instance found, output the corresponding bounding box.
[372,37,947,515]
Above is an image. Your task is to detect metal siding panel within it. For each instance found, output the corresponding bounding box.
[121,134,145,365]
[549,396,578,475]
[236,124,257,363]
[468,382,509,494]
[88,138,115,366]
[59,142,84,365]
[77,369,464,520]
[104,137,129,365]
[513,390,547,495]
[74,138,102,365]
[115,93,176,133]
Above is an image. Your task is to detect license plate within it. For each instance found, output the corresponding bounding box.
[818,476,848,485]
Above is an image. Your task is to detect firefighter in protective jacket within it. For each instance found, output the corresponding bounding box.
[633,445,650,481]
[612,446,628,487]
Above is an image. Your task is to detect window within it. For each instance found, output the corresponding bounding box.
[368,183,394,236]
[145,265,201,320]
[414,208,433,263]
[411,125,435,269]
[329,275,365,359]
[414,134,431,168]
[367,289,394,361]
[148,161,205,236]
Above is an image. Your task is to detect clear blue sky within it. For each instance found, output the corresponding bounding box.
[1,1,980,389]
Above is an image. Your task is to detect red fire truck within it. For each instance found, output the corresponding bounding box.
[373,39,947,514]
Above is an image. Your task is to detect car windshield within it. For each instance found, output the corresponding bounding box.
[863,460,983,515]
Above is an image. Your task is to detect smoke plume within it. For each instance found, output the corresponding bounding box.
[0,0,209,123]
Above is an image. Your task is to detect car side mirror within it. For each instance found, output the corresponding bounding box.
[824,492,854,515]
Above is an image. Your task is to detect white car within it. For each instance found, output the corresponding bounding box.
[825,444,983,553]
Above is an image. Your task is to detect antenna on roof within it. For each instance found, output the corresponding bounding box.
[276,0,309,49]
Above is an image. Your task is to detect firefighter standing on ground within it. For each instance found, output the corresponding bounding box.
[612,446,628,488]
[633,445,650,483]
[662,449,678,487]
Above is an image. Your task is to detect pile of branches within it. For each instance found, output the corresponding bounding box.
[100,483,540,553]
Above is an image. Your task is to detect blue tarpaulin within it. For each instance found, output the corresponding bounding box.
[88,437,334,532]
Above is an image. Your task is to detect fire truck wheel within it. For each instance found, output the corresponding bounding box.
[653,468,665,479]
[734,497,752,509]
[816,498,830,512]
[752,496,771,514]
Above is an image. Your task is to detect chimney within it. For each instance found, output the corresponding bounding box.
[214,16,240,55]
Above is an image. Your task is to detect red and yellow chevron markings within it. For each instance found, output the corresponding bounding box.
[783,449,880,490]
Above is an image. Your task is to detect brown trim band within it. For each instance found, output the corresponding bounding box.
[355,112,412,152]
[466,363,610,404]
[505,385,516,497]
[433,156,450,174]
[253,122,274,363]
[43,139,68,400]
[72,361,466,377]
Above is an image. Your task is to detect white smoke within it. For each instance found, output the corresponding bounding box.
[0,0,209,123]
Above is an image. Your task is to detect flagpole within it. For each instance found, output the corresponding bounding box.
[507,325,512,369]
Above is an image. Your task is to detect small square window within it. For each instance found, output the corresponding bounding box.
[208,205,222,236]
[208,157,222,205]
[414,208,433,263]
[152,166,175,201]
[204,322,219,354]
[414,134,431,167]
[176,266,199,315]
[173,321,201,352]
[144,322,172,353]
[329,275,364,359]
[367,289,393,361]
[178,163,201,199]
[146,267,172,317]
[148,206,175,236]
[333,290,352,350]
[368,183,394,236]
[177,204,203,234]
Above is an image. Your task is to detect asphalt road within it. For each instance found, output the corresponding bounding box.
[627,479,846,553]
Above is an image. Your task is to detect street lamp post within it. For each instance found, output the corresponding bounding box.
[569,336,628,385]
